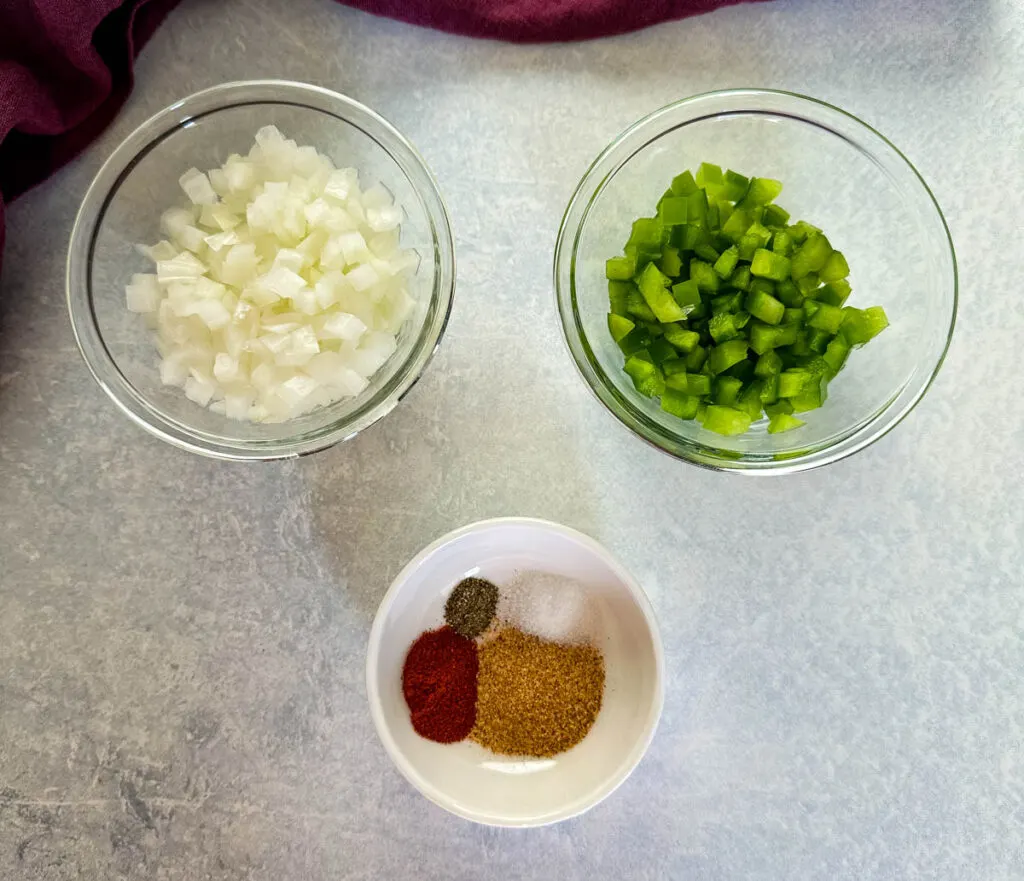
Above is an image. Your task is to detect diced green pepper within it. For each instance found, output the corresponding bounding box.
[658,197,689,226]
[680,224,710,251]
[840,306,889,345]
[791,233,832,279]
[788,220,821,244]
[767,412,805,434]
[746,221,773,247]
[658,246,683,277]
[746,289,785,325]
[762,203,791,227]
[663,324,700,352]
[807,328,832,354]
[755,350,783,377]
[739,177,783,209]
[730,265,752,291]
[775,322,800,347]
[637,262,687,322]
[626,287,657,322]
[738,234,760,262]
[666,372,712,397]
[606,255,636,280]
[778,370,809,398]
[796,273,821,295]
[723,358,755,382]
[772,230,793,257]
[706,202,720,232]
[813,279,852,307]
[661,388,700,419]
[670,279,701,314]
[720,208,752,243]
[820,250,850,282]
[685,345,707,372]
[703,405,753,436]
[607,313,635,343]
[624,353,665,397]
[749,322,781,355]
[648,337,677,365]
[687,189,709,227]
[765,399,794,417]
[782,307,804,324]
[695,162,724,193]
[789,328,812,356]
[775,279,802,307]
[713,246,740,278]
[695,244,721,264]
[690,259,720,292]
[822,336,851,376]
[709,312,740,343]
[737,380,764,421]
[624,243,652,273]
[707,339,749,374]
[751,248,792,282]
[627,217,665,255]
[670,170,698,196]
[711,291,744,314]
[609,280,632,316]
[714,376,743,406]
[806,301,844,334]
[791,374,828,412]
[609,163,889,437]
[722,170,749,202]
[616,326,651,356]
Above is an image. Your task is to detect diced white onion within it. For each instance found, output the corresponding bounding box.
[129,127,417,422]
[179,168,218,205]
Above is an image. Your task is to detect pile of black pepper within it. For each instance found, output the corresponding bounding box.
[444,577,498,638]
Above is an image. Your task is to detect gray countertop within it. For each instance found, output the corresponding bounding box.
[2,0,1022,878]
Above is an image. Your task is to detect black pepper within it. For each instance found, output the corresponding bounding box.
[444,577,499,639]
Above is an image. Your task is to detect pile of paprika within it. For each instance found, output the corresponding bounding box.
[401,626,479,743]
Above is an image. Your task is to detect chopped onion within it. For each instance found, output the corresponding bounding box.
[129,126,418,423]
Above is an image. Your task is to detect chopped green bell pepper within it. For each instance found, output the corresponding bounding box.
[607,313,635,343]
[707,339,749,374]
[703,405,753,436]
[751,248,792,282]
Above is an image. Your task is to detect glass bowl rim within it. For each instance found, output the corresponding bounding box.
[66,78,455,461]
[553,87,958,475]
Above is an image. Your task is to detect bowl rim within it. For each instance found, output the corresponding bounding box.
[364,516,666,827]
[66,79,455,461]
[553,87,958,475]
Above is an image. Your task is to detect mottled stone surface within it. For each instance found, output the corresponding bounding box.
[1,0,1022,878]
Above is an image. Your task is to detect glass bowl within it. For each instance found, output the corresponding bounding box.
[67,80,455,460]
[554,89,957,474]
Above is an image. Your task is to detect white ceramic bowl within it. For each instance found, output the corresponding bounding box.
[365,517,665,827]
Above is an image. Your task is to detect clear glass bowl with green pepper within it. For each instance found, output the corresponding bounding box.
[554,89,957,474]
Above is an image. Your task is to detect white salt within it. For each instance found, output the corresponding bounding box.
[497,571,598,645]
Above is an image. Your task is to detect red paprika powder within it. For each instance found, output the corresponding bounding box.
[401,626,478,743]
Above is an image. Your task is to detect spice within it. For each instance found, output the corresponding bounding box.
[444,576,499,638]
[402,626,478,744]
[498,571,597,644]
[471,627,605,757]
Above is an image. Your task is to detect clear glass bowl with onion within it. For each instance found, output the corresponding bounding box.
[554,89,957,474]
[67,80,454,460]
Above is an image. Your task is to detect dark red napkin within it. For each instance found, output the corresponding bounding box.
[0,0,762,275]
[346,0,761,42]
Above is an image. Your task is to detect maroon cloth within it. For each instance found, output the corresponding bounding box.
[0,0,762,274]
[0,0,178,272]
[347,0,760,42]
